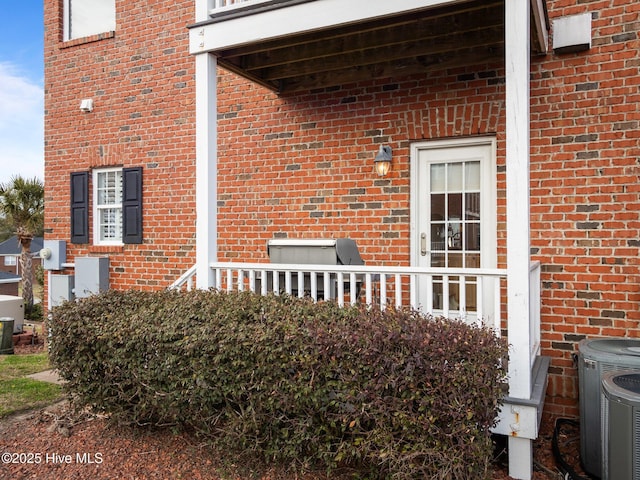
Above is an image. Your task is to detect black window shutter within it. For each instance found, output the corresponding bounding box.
[70,172,89,244]
[122,167,143,244]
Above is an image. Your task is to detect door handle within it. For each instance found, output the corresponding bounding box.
[421,232,428,256]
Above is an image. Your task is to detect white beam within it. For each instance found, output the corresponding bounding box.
[190,0,467,53]
[506,0,532,404]
[195,52,218,289]
[506,0,533,478]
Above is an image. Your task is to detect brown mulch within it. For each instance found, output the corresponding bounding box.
[1,345,588,480]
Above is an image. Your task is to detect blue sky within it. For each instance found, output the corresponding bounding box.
[0,4,44,186]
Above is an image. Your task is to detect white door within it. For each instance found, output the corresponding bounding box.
[411,138,497,322]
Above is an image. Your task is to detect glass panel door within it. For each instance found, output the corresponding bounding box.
[412,139,496,321]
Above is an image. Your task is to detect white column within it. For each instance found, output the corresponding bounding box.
[506,0,533,478]
[195,52,217,289]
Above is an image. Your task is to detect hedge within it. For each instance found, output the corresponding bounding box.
[49,289,507,479]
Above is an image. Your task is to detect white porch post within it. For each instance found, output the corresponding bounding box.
[195,0,217,289]
[506,0,533,478]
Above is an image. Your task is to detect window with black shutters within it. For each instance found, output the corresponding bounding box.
[70,167,142,245]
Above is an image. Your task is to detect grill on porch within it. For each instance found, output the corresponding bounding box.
[263,239,365,300]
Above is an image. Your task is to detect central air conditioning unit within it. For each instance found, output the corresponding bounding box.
[602,372,640,480]
[0,295,24,333]
[578,338,640,478]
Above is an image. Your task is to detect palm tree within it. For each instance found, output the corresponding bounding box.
[0,176,44,313]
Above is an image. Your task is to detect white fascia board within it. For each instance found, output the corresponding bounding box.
[530,0,549,54]
[190,0,466,54]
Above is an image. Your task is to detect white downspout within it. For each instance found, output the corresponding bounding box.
[506,0,533,478]
[194,0,218,289]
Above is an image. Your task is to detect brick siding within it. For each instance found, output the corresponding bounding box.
[44,0,196,291]
[530,0,640,416]
[44,0,640,416]
[0,283,19,297]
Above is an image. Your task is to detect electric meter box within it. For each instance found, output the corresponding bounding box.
[74,257,109,298]
[50,274,75,307]
[41,240,66,271]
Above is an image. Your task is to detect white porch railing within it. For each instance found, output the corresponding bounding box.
[210,0,272,12]
[172,262,512,331]
[170,264,198,292]
[170,261,541,348]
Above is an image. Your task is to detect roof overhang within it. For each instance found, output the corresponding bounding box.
[189,0,549,94]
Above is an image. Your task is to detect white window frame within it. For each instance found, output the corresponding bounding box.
[93,167,123,246]
[4,256,17,267]
[63,0,116,41]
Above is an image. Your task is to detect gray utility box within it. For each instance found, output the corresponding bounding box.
[578,338,640,478]
[42,239,66,270]
[602,371,640,480]
[0,295,24,333]
[265,239,364,298]
[75,257,109,298]
[50,274,75,307]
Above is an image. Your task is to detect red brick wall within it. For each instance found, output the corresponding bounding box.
[45,0,640,417]
[216,68,507,265]
[530,1,640,417]
[0,283,19,297]
[44,0,197,291]
[0,260,18,276]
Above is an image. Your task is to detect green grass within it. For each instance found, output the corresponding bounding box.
[0,353,63,418]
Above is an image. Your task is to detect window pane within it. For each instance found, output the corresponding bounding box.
[97,171,122,206]
[465,192,480,220]
[465,281,477,311]
[430,252,445,267]
[447,222,462,249]
[449,281,460,309]
[465,253,481,268]
[433,281,443,310]
[447,252,463,268]
[447,163,462,191]
[431,193,445,221]
[431,224,445,251]
[465,223,481,251]
[465,161,481,190]
[430,164,446,192]
[70,0,115,39]
[99,207,122,241]
[448,193,462,220]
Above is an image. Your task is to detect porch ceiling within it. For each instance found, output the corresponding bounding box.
[209,0,548,94]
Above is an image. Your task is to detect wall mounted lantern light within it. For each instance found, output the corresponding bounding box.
[374,145,392,176]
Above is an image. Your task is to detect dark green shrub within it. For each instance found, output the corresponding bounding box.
[25,301,43,321]
[49,289,507,479]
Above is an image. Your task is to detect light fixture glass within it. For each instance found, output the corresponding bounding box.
[374,145,392,176]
